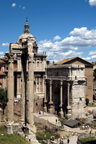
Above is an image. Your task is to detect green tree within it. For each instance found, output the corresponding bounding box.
[0,88,8,115]
[93,69,96,80]
[85,98,89,106]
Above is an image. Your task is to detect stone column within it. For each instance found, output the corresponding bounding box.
[7,53,14,124]
[44,80,47,112]
[59,80,64,117]
[36,77,37,93]
[48,79,53,113]
[20,56,26,123]
[17,75,21,98]
[17,54,21,71]
[43,77,44,93]
[26,53,34,125]
[66,82,71,119]
[68,67,71,79]
[39,77,40,92]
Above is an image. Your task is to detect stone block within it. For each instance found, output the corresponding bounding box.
[4,125,13,135]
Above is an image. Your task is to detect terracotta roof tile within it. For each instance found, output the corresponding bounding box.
[54,57,93,66]
[0,59,5,64]
[54,57,76,65]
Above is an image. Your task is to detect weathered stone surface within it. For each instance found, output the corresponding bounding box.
[45,64,86,119]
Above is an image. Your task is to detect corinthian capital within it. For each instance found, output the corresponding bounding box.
[8,53,14,63]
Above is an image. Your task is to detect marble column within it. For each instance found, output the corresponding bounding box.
[68,67,71,79]
[43,77,44,93]
[39,77,40,92]
[7,53,14,124]
[36,77,37,93]
[17,54,21,71]
[44,80,47,112]
[66,82,71,119]
[59,80,64,117]
[20,55,26,123]
[17,75,21,98]
[26,53,34,125]
[48,79,53,113]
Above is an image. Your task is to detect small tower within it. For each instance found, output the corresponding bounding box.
[24,18,30,33]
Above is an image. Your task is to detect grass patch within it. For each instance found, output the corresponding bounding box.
[34,122,41,127]
[80,137,96,142]
[36,131,58,140]
[0,125,4,134]
[0,125,29,144]
[56,116,66,124]
[0,135,29,144]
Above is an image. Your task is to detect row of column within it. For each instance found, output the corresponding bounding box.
[44,79,71,118]
[35,77,45,93]
[7,52,34,125]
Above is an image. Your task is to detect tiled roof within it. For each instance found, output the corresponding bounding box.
[36,54,46,56]
[54,57,76,65]
[54,57,93,66]
[0,72,5,76]
[0,59,5,64]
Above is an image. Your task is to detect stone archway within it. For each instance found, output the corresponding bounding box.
[54,87,60,115]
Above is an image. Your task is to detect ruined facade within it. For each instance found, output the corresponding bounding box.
[0,59,6,88]
[54,57,93,102]
[5,20,48,137]
[0,21,93,123]
[44,64,86,119]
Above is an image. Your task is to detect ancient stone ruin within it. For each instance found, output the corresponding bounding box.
[4,20,37,141]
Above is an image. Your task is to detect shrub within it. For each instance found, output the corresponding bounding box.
[86,98,89,106]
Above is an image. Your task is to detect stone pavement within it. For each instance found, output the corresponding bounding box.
[63,136,78,144]
[34,111,96,144]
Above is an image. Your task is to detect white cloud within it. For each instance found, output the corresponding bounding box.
[0,55,4,58]
[83,55,96,62]
[2,43,9,46]
[53,35,61,41]
[89,0,96,5]
[88,50,96,55]
[0,52,4,55]
[19,5,21,7]
[38,27,96,62]
[23,7,25,9]
[12,3,16,7]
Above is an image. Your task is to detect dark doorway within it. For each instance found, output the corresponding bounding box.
[54,87,60,115]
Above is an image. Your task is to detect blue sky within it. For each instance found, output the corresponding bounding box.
[1,0,96,63]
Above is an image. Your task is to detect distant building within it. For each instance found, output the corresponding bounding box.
[0,59,6,88]
[44,57,93,119]
[0,22,93,119]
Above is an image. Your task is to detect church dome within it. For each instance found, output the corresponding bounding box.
[17,19,36,44]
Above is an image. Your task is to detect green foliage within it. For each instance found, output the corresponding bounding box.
[80,137,96,142]
[0,125,29,144]
[36,131,58,140]
[85,98,89,106]
[0,88,8,114]
[0,88,7,105]
[0,125,4,134]
[93,69,96,79]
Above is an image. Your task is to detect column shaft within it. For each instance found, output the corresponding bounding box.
[44,80,47,102]
[7,54,14,123]
[20,60,25,122]
[67,83,70,106]
[49,79,52,103]
[26,53,34,125]
[60,80,63,106]
[43,77,44,93]
[39,77,40,92]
